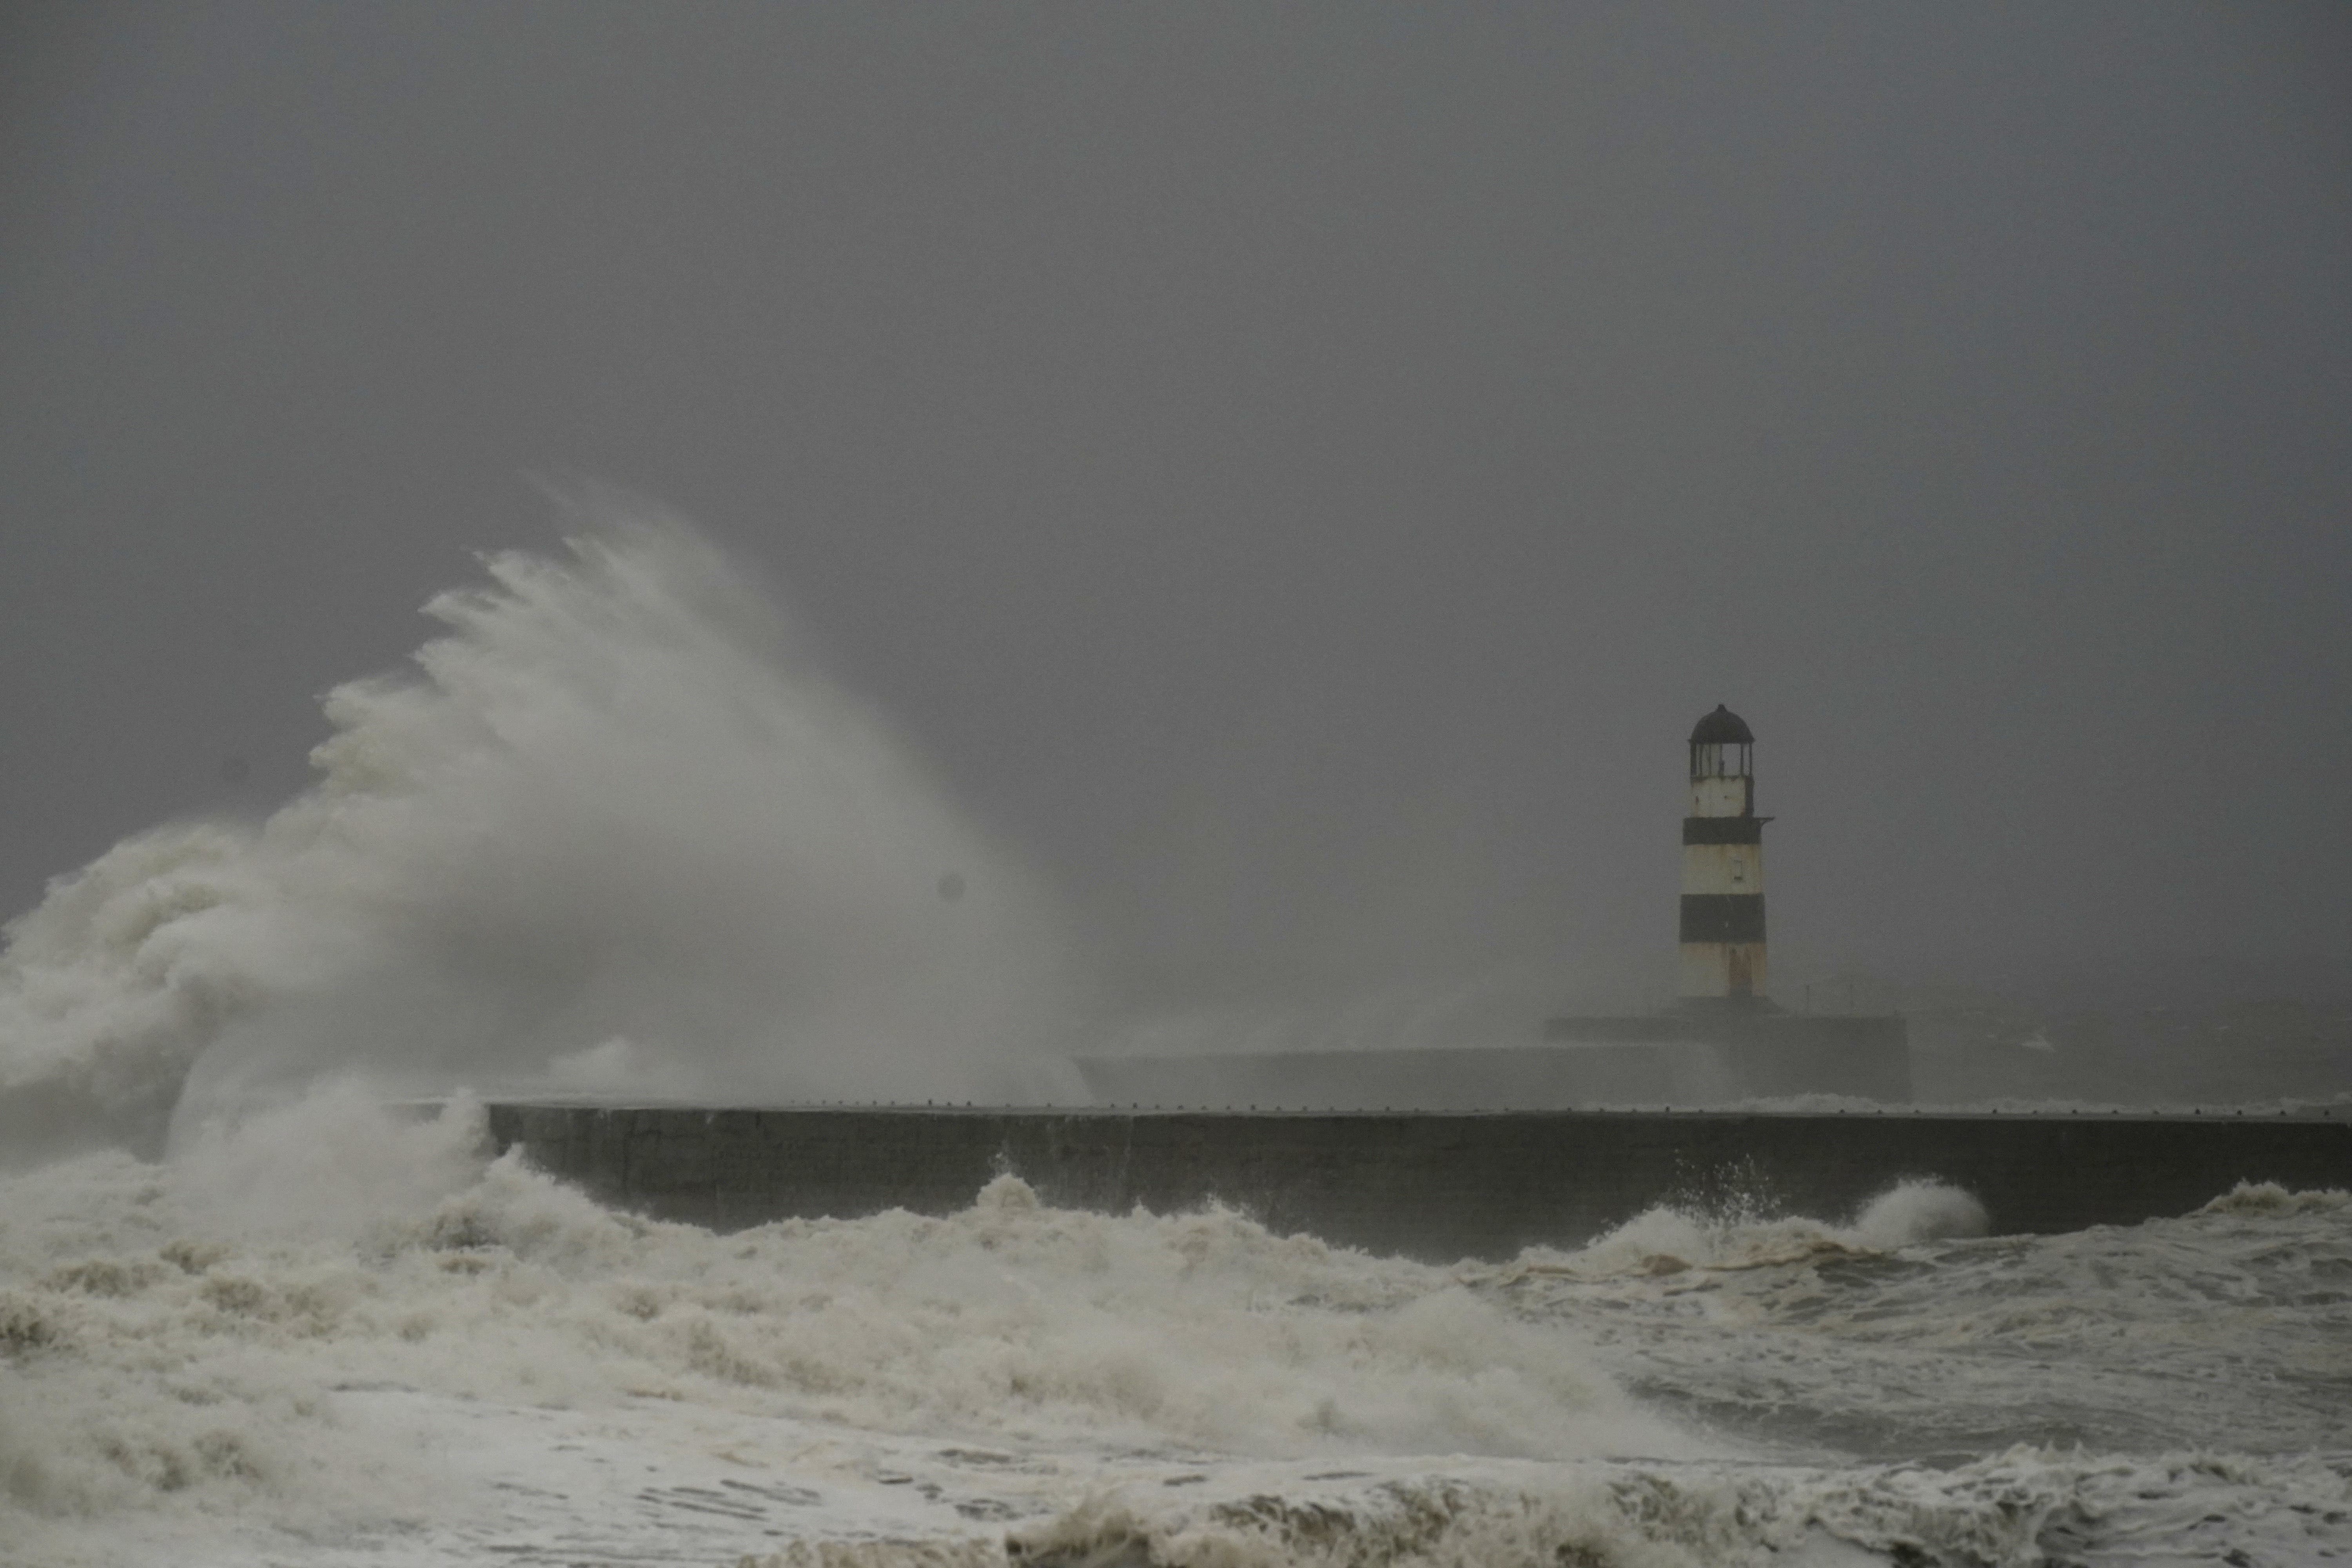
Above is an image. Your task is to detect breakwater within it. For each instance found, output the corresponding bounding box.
[484,1103,2352,1263]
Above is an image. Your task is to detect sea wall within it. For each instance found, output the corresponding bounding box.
[484,1104,2352,1263]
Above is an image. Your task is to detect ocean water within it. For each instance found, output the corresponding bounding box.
[2,517,2346,1564]
[0,1096,2344,1566]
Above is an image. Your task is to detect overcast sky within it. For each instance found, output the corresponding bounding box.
[4,2,2349,1014]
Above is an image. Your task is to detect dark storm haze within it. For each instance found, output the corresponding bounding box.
[4,3,2350,1077]
[8,13,2352,1568]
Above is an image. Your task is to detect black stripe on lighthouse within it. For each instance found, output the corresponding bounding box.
[1682,817,1764,845]
[1680,894,1766,943]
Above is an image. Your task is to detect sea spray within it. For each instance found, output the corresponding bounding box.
[0,510,1077,1157]
[1847,1180,1988,1248]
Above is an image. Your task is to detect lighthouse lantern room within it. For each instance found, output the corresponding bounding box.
[1679,704,1770,1008]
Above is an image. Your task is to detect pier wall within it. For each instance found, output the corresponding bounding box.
[484,1104,2352,1263]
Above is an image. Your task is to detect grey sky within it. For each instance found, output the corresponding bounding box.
[5,2,2349,1016]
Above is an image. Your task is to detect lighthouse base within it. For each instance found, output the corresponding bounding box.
[1537,1012,1909,1103]
[1071,1014,1909,1112]
[1671,993,1784,1015]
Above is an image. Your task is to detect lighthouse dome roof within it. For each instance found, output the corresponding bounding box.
[1689,704,1754,744]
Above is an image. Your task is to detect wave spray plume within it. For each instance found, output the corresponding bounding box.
[0,505,1076,1158]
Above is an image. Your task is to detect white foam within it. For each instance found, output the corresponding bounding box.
[1486,1174,2350,1466]
[4,1093,2347,1564]
[994,1446,2352,1568]
[0,1088,1704,1561]
[1847,1180,1990,1248]
[1512,1178,1988,1285]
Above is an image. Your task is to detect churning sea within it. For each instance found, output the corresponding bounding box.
[1,1089,2346,1567]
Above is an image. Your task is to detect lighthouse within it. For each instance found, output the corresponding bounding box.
[1092,695,1911,1105]
[1679,704,1770,1008]
[1528,704,1903,1097]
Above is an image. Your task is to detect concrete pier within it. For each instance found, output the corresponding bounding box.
[485,1103,2352,1264]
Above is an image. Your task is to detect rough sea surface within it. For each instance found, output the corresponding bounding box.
[0,1091,2345,1566]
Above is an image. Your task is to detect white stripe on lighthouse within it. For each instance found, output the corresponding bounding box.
[1682,842,1763,897]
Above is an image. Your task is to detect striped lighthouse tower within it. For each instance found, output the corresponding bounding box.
[1679,704,1771,1009]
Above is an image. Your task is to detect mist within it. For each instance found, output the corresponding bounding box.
[4,4,2350,1109]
